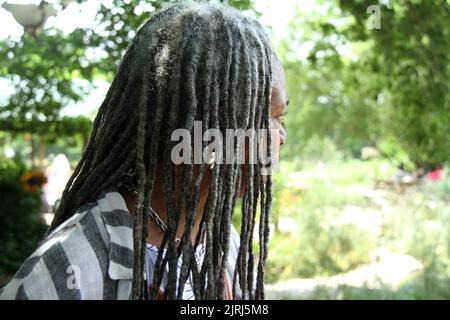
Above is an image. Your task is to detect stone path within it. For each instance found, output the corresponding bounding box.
[265,249,422,299]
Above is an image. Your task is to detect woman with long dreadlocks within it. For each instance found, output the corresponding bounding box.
[0,1,288,300]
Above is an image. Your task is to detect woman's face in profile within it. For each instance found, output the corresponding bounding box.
[269,60,288,171]
[239,59,288,196]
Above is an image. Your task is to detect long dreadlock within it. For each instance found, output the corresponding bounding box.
[48,2,274,300]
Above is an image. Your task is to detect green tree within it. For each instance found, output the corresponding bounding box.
[0,0,254,139]
[277,0,449,166]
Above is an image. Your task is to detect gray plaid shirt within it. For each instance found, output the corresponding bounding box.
[0,189,241,300]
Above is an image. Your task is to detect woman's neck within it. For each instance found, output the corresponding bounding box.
[120,168,211,248]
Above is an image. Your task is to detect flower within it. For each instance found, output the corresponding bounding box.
[20,170,48,193]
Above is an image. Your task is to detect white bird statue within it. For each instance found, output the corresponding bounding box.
[1,1,57,36]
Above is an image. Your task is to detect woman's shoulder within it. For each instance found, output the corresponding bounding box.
[0,200,111,300]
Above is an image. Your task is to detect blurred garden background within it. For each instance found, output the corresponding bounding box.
[0,0,449,299]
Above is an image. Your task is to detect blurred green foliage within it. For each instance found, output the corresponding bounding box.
[0,29,96,137]
[265,158,384,283]
[0,157,47,277]
[0,0,254,139]
[264,158,450,299]
[278,0,449,167]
